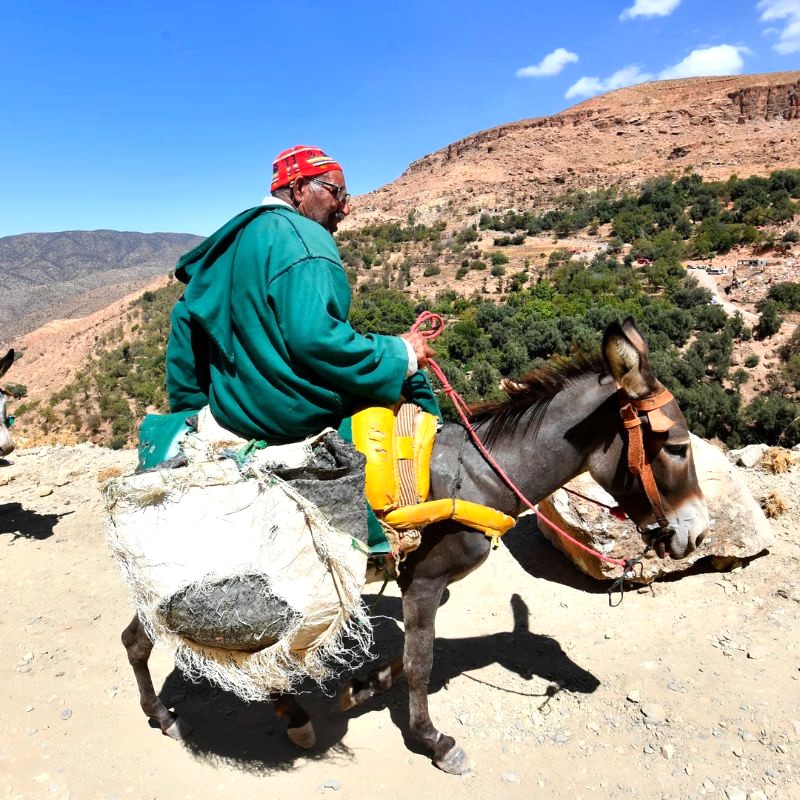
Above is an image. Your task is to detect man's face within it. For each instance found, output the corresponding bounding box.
[294,169,351,233]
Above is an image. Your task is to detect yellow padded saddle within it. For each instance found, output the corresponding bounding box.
[350,404,515,544]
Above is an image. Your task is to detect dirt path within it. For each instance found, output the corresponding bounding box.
[692,267,798,336]
[2,443,799,800]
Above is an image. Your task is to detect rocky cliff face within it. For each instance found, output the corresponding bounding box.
[346,71,800,227]
[727,78,799,121]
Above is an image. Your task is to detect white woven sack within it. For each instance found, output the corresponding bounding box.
[104,449,370,701]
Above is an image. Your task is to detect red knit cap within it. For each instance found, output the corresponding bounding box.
[271,145,343,192]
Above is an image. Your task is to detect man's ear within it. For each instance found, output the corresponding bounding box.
[290,177,306,208]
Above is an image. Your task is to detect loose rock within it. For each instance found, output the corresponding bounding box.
[641,704,666,725]
[724,788,746,800]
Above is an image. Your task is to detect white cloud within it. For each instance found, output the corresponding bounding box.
[565,65,654,99]
[658,44,747,79]
[564,44,748,101]
[620,0,681,21]
[757,0,800,54]
[516,48,579,78]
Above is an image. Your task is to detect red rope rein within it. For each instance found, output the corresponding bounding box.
[411,311,629,568]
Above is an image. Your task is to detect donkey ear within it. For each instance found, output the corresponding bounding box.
[0,349,14,380]
[602,319,656,398]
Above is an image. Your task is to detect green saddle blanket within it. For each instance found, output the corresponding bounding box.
[137,410,200,471]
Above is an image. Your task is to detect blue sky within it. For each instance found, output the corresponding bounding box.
[1,0,798,237]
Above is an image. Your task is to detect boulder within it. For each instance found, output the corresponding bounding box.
[728,443,768,468]
[536,435,774,582]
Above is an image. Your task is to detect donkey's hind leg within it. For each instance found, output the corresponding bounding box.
[338,655,404,711]
[273,694,315,749]
[121,614,192,740]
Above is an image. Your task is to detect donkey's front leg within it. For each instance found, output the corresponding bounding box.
[121,614,192,740]
[402,580,470,775]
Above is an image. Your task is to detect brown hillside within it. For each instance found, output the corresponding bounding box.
[8,275,172,405]
[347,72,800,228]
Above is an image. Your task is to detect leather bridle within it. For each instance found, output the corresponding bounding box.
[618,386,676,546]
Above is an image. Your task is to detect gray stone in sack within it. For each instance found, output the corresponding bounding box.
[158,573,300,652]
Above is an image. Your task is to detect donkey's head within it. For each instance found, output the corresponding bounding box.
[0,349,17,458]
[592,319,709,559]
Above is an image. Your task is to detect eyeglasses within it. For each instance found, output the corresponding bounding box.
[309,178,350,205]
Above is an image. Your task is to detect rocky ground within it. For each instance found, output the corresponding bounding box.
[1,442,799,800]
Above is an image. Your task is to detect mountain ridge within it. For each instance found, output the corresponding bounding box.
[0,229,203,342]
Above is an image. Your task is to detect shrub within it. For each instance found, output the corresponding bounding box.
[491,264,506,278]
[762,447,795,474]
[490,251,509,266]
[455,227,479,244]
[3,383,27,399]
[761,491,787,517]
[744,354,760,368]
[422,263,441,277]
[755,299,784,339]
[767,281,800,311]
[744,395,800,445]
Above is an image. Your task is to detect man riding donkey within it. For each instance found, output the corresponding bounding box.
[114,145,709,762]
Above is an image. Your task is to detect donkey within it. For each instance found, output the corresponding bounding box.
[0,349,16,459]
[122,317,709,774]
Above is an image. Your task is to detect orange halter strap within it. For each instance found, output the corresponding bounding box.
[618,387,675,530]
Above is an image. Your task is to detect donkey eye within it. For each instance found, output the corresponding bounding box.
[664,443,688,457]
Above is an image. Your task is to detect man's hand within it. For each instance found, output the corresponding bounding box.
[400,331,435,369]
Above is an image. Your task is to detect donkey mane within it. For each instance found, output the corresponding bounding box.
[469,352,607,447]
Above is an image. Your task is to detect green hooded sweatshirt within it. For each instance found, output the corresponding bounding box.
[166,202,440,442]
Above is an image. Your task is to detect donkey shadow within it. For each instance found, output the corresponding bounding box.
[345,592,600,756]
[503,514,616,593]
[0,502,66,541]
[158,592,599,773]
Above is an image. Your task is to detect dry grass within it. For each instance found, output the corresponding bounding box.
[761,490,788,518]
[762,447,795,474]
[96,466,123,483]
[16,430,81,448]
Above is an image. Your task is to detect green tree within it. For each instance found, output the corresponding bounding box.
[754,299,784,339]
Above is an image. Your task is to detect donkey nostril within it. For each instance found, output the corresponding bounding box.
[695,531,707,547]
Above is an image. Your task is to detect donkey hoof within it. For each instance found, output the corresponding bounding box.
[434,744,471,775]
[338,684,357,712]
[163,716,193,741]
[286,720,316,749]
